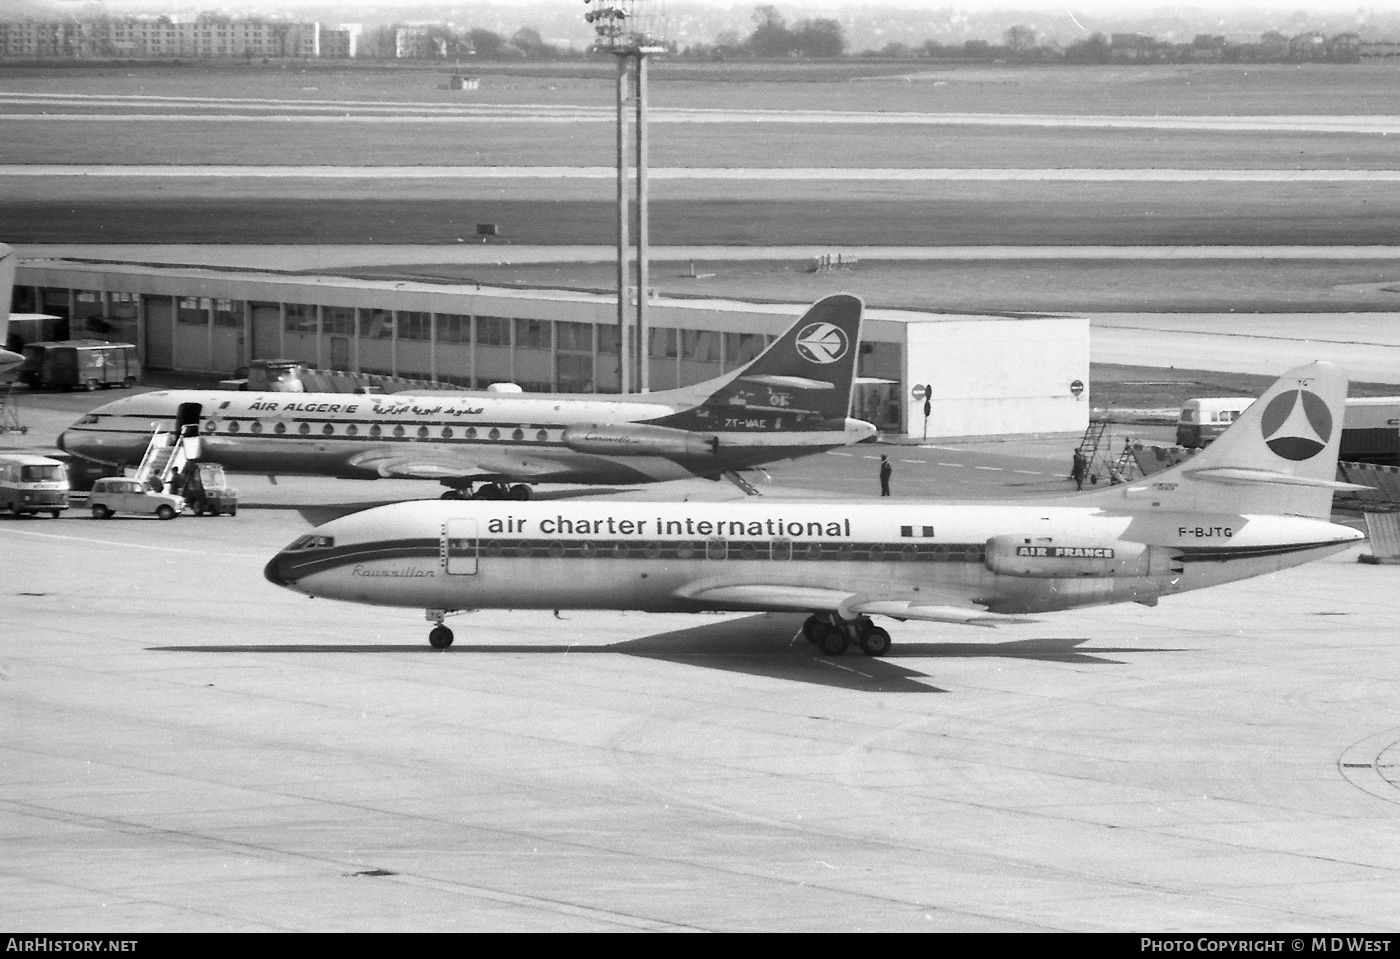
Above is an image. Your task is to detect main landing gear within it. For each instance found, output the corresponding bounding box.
[440,482,532,501]
[801,613,891,657]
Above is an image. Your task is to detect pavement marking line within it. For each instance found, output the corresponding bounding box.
[937,462,961,467]
[1013,470,1047,475]
[0,526,261,557]
[974,466,1005,471]
[828,452,854,457]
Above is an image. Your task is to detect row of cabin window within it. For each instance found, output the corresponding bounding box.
[211,419,554,443]
[466,539,988,563]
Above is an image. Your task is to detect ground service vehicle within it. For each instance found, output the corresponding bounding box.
[177,462,238,516]
[19,340,140,391]
[88,477,183,520]
[1175,397,1254,448]
[0,453,69,517]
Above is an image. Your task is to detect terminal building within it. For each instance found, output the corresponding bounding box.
[11,257,1090,439]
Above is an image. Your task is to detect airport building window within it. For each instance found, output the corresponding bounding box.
[177,297,206,325]
[109,292,138,320]
[597,325,619,355]
[476,316,510,346]
[438,314,471,344]
[361,309,393,339]
[556,321,592,353]
[650,327,678,359]
[682,330,720,362]
[724,332,768,368]
[514,318,551,351]
[285,304,317,333]
[399,311,430,341]
[213,299,242,328]
[323,306,355,336]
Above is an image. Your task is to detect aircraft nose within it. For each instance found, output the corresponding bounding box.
[264,553,294,588]
[55,430,67,452]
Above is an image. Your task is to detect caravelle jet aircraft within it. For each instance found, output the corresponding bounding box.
[266,361,1366,655]
[60,295,875,498]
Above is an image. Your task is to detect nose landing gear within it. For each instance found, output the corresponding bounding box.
[801,613,891,657]
[426,608,458,649]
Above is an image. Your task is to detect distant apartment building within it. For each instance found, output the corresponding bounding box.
[0,17,354,59]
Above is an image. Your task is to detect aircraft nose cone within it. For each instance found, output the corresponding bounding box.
[264,553,293,588]
[55,431,67,452]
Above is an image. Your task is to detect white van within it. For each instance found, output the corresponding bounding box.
[0,453,70,518]
[1176,397,1255,448]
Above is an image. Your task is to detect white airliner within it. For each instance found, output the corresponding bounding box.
[60,295,875,498]
[265,360,1366,656]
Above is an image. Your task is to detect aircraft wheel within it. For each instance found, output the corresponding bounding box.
[91,505,110,519]
[156,505,176,521]
[193,504,205,516]
[440,490,462,500]
[816,627,847,656]
[50,509,61,519]
[509,484,532,500]
[801,615,824,644]
[858,626,892,658]
[429,625,454,649]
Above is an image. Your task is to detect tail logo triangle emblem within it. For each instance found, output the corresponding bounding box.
[795,322,849,364]
[1261,389,1332,461]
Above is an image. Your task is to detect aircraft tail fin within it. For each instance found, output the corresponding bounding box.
[0,243,20,378]
[1080,361,1355,519]
[0,243,14,333]
[646,294,865,430]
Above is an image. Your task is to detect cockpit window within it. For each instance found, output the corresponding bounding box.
[286,534,335,551]
[77,414,100,426]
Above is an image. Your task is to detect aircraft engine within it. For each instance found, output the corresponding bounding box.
[984,535,1180,579]
[561,423,719,458]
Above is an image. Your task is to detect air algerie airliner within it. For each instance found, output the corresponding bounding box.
[265,360,1366,656]
[59,295,874,499]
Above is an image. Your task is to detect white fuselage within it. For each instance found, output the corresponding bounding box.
[267,500,1361,617]
[62,389,873,485]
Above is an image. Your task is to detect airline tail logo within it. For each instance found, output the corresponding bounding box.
[1261,388,1332,461]
[795,322,849,365]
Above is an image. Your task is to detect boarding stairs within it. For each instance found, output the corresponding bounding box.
[1076,419,1138,486]
[132,425,199,490]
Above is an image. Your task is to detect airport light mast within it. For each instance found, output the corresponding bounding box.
[585,0,666,394]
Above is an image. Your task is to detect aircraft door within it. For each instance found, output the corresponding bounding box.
[443,519,479,575]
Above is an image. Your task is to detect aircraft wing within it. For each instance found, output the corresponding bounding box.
[347,447,566,481]
[673,581,1034,627]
